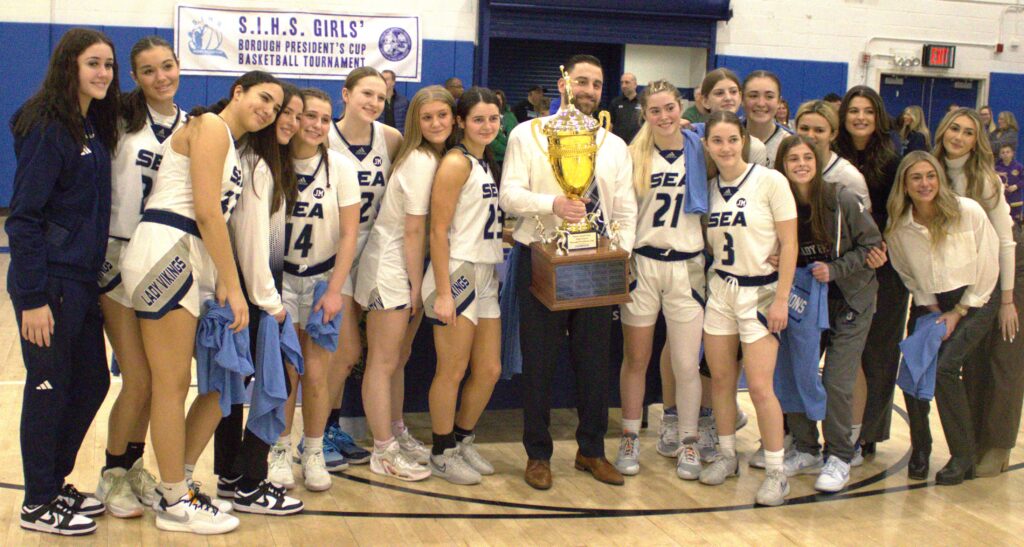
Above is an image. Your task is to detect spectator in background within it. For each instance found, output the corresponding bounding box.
[682,88,709,123]
[899,105,931,154]
[513,85,547,123]
[776,98,791,129]
[609,72,642,143]
[980,105,998,136]
[445,77,465,100]
[991,111,1019,155]
[492,89,518,169]
[996,144,1024,225]
[948,103,960,113]
[381,69,409,133]
[824,93,843,111]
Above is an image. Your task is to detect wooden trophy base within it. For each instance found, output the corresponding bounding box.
[529,236,632,311]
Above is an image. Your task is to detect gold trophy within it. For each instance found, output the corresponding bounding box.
[527,65,631,311]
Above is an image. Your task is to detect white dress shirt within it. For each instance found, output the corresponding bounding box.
[499,113,637,252]
[888,196,999,308]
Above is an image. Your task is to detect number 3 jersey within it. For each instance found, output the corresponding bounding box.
[447,146,503,265]
[328,120,391,257]
[707,164,796,277]
[285,149,360,270]
[109,106,186,240]
[634,147,704,252]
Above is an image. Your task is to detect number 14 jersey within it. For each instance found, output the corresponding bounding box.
[634,148,704,253]
[285,150,361,269]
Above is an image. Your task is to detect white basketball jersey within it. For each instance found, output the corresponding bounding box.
[634,147,704,252]
[368,148,438,261]
[707,164,797,277]
[328,121,391,255]
[285,149,361,267]
[761,123,793,169]
[110,106,186,238]
[144,114,242,223]
[446,147,503,265]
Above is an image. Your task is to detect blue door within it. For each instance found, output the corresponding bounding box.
[880,74,927,123]
[926,78,979,135]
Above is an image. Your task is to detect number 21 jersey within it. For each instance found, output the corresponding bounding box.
[634,148,703,252]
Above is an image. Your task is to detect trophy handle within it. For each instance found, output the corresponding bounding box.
[530,119,547,154]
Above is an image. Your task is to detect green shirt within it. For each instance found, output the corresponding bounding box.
[683,105,708,124]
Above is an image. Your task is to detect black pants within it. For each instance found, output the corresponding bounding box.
[213,307,293,481]
[904,288,999,458]
[966,226,1024,450]
[516,245,612,460]
[18,277,109,505]
[860,262,909,443]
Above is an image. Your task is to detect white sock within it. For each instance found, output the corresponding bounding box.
[719,434,736,458]
[765,449,785,473]
[160,480,188,503]
[622,418,642,435]
[850,424,862,446]
[391,420,406,437]
[183,464,195,483]
[276,435,291,448]
[304,436,324,452]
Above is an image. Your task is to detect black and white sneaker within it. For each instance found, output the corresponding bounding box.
[217,475,241,499]
[58,484,105,516]
[232,480,304,516]
[20,499,96,536]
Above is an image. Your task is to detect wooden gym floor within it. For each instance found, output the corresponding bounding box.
[0,226,1022,546]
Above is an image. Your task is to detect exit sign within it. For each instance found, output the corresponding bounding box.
[923,44,956,68]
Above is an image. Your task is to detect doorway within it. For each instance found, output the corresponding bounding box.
[879,74,981,137]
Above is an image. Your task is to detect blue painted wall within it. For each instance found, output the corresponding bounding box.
[715,54,848,117]
[989,72,1024,156]
[0,22,475,206]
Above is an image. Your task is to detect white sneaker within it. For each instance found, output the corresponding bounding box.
[430,447,482,485]
[657,413,680,457]
[749,434,793,469]
[268,441,296,489]
[20,499,96,536]
[370,440,431,482]
[301,447,333,492]
[233,480,304,516]
[698,452,738,485]
[396,427,431,465]
[676,437,702,480]
[457,435,494,475]
[155,489,240,535]
[125,458,160,508]
[188,481,233,513]
[96,467,143,518]
[755,469,790,506]
[850,445,864,467]
[783,450,823,477]
[815,456,851,492]
[696,416,719,463]
[614,433,640,476]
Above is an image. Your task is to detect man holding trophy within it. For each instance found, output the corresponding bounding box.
[500,54,637,489]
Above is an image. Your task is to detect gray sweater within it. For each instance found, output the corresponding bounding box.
[823,185,882,314]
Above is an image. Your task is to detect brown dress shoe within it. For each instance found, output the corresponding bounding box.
[574,450,625,486]
[525,459,552,490]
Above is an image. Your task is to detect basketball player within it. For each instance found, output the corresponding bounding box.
[742,70,793,168]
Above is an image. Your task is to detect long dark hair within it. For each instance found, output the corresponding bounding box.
[454,86,501,176]
[835,85,897,190]
[776,134,834,248]
[188,70,280,119]
[122,36,177,134]
[12,27,120,151]
[239,82,299,214]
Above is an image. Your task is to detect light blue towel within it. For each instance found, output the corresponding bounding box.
[897,313,946,401]
[305,280,341,352]
[774,266,830,420]
[246,311,305,445]
[195,300,255,417]
[681,128,708,215]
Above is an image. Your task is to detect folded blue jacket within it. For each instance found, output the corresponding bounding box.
[499,244,523,379]
[305,280,341,352]
[897,313,946,401]
[774,266,830,420]
[246,311,305,445]
[195,300,255,417]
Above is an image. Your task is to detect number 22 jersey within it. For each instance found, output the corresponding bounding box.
[706,164,796,277]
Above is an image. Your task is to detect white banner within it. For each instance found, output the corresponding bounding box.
[174,4,421,81]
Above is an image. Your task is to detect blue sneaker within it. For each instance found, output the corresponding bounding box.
[325,423,372,465]
[294,440,349,472]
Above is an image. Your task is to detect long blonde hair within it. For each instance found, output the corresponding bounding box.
[629,80,683,197]
[886,151,961,246]
[931,107,1000,211]
[391,85,456,171]
[900,105,931,148]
